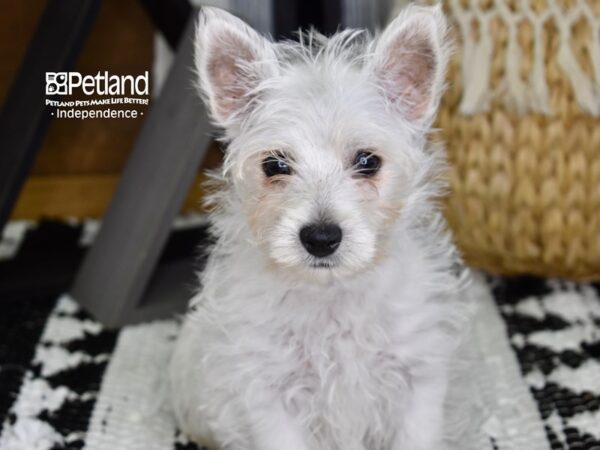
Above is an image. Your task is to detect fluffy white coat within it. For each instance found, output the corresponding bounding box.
[170,5,472,450]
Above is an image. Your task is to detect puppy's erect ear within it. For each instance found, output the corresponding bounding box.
[371,5,450,124]
[195,7,278,127]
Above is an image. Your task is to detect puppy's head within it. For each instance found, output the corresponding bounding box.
[195,6,450,282]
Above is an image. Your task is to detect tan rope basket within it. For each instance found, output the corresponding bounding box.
[434,0,600,280]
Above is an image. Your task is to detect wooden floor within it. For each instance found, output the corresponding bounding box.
[11,172,214,220]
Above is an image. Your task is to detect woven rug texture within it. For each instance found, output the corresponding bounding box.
[0,221,599,450]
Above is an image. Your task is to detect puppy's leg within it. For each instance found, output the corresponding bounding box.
[391,368,448,450]
[247,399,310,450]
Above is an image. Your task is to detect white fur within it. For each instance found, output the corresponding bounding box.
[170,5,471,450]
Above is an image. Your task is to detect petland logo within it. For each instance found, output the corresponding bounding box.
[46,71,149,96]
[45,71,149,120]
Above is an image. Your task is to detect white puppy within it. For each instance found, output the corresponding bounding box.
[170,5,471,450]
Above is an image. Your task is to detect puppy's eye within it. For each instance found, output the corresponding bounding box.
[262,155,291,177]
[353,151,381,176]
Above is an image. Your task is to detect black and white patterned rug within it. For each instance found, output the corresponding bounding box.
[0,220,599,450]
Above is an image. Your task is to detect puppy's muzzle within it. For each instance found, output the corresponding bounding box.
[299,222,342,258]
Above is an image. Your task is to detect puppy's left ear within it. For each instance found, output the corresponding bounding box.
[371,5,450,125]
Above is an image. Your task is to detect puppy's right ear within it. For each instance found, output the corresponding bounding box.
[195,7,278,128]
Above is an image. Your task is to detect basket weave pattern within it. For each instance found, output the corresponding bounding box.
[436,0,600,280]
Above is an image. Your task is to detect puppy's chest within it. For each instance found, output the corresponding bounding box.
[268,313,407,428]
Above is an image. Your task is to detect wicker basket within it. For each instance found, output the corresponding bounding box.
[434,0,600,280]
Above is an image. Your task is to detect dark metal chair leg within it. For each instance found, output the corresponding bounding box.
[70,16,213,327]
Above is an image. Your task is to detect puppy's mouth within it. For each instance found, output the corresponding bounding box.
[310,262,334,269]
[309,260,336,269]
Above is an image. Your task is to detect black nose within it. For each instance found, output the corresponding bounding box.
[299,223,342,257]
